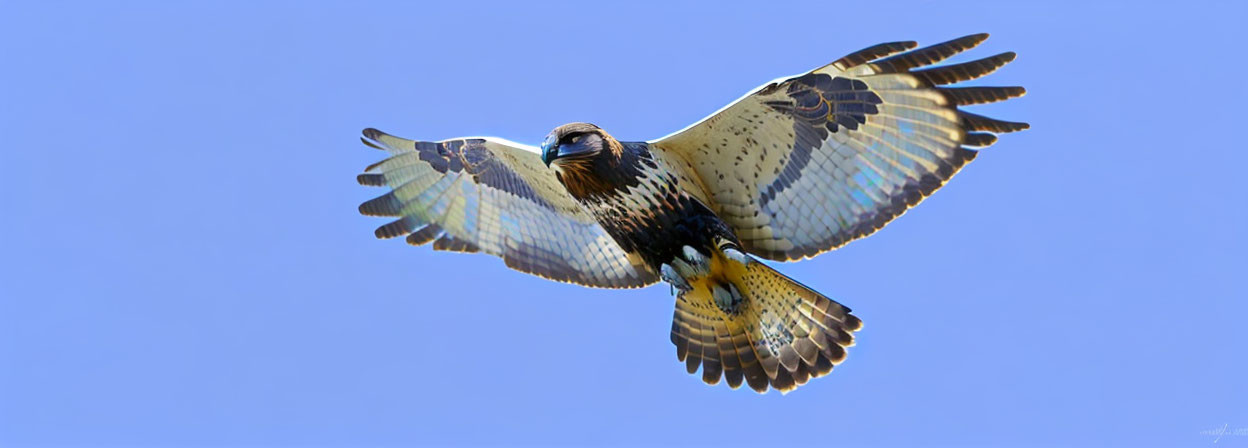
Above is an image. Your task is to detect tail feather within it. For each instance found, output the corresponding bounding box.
[670,247,862,393]
[713,321,746,389]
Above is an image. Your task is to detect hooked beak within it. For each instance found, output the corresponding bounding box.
[540,133,559,167]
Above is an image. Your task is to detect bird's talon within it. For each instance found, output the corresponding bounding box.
[723,247,752,266]
[680,245,711,276]
[661,263,693,293]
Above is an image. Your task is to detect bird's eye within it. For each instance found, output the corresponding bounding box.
[569,135,583,144]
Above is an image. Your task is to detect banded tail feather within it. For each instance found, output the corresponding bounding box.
[669,244,861,393]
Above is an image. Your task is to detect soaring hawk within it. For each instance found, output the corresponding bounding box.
[357,34,1028,393]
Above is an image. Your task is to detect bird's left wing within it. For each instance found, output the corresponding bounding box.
[649,34,1028,261]
[358,129,657,288]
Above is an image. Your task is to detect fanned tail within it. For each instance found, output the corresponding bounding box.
[670,246,862,393]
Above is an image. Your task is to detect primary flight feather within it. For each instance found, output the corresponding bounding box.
[357,34,1028,393]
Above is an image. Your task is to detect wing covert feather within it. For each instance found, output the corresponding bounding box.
[359,129,657,288]
[650,34,1028,260]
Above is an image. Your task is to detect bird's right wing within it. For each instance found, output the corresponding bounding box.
[358,129,658,289]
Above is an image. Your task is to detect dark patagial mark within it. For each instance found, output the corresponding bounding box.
[412,139,554,210]
[758,74,883,210]
[360,138,565,242]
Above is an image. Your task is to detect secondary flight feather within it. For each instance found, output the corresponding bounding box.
[357,34,1028,393]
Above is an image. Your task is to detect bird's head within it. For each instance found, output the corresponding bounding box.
[540,122,621,169]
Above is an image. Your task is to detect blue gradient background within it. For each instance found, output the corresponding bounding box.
[2,1,1245,446]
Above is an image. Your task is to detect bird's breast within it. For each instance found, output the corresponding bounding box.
[579,167,736,270]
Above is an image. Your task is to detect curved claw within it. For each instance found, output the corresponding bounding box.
[661,263,692,293]
[680,245,711,277]
[711,282,745,314]
[722,247,753,266]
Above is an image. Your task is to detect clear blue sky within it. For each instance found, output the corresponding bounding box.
[2,1,1245,446]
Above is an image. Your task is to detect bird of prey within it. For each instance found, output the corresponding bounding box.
[357,34,1028,393]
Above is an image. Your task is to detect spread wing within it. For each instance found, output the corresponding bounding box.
[358,129,658,288]
[650,34,1029,261]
